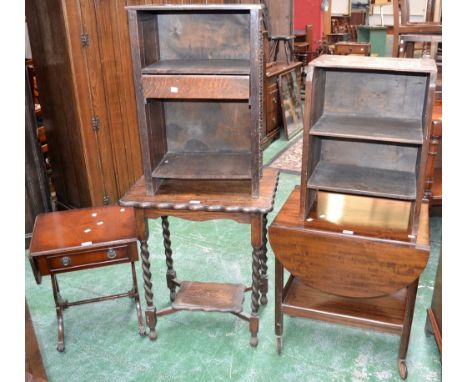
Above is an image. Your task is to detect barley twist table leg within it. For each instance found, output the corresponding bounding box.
[131,262,146,336]
[140,239,157,340]
[161,216,177,302]
[250,245,262,347]
[260,213,268,305]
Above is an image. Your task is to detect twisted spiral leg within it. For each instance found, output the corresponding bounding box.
[260,214,269,305]
[162,216,177,302]
[250,246,262,347]
[140,239,157,340]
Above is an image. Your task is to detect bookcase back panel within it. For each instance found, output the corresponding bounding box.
[163,101,251,153]
[156,12,250,61]
[323,69,428,121]
[319,139,419,172]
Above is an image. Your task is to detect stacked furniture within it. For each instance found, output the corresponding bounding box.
[123,4,279,347]
[269,55,436,379]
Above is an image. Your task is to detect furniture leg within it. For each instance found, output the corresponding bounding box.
[161,216,177,302]
[131,261,146,336]
[135,210,157,341]
[260,213,269,305]
[424,309,434,336]
[51,274,65,352]
[398,278,419,380]
[249,215,262,347]
[275,257,284,354]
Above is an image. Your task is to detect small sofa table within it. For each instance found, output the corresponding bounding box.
[269,187,430,379]
[119,168,279,346]
[28,206,145,352]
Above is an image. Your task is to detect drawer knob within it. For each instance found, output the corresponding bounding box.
[61,256,71,267]
[107,248,117,259]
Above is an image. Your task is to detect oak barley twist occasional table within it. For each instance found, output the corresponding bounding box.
[119,168,279,346]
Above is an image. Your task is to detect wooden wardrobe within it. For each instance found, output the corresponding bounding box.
[25,0,292,208]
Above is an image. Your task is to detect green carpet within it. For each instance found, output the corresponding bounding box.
[25,135,442,381]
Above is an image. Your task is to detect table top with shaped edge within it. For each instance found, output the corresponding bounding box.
[29,205,137,257]
[119,168,280,215]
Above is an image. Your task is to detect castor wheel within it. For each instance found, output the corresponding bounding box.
[398,359,408,380]
[276,336,282,354]
[250,335,258,347]
[260,295,268,305]
[57,342,65,352]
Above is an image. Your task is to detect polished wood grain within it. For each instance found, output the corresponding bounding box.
[28,205,145,351]
[269,187,430,298]
[142,75,250,99]
[172,281,246,313]
[29,206,137,255]
[120,167,279,215]
[282,276,406,334]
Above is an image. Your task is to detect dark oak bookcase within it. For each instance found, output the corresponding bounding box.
[127,4,264,197]
[300,55,437,236]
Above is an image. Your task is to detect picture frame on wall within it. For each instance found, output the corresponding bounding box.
[278,71,304,140]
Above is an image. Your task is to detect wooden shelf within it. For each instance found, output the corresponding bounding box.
[142,59,250,75]
[308,161,417,200]
[172,281,246,313]
[311,113,423,144]
[282,276,406,334]
[152,152,252,180]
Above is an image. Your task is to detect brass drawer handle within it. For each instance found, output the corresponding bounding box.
[61,256,71,267]
[107,248,117,259]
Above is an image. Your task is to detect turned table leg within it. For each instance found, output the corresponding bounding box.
[259,213,269,306]
[249,215,262,347]
[398,278,419,380]
[275,257,284,354]
[51,274,65,352]
[130,262,146,336]
[136,210,158,341]
[161,216,177,302]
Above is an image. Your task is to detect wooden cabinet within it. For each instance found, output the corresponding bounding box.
[25,67,52,248]
[26,0,143,208]
[300,55,437,236]
[127,4,264,197]
[263,62,302,148]
[334,42,371,56]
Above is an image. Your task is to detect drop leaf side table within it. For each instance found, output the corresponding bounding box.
[28,205,145,352]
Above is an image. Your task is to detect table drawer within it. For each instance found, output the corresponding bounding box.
[46,244,137,273]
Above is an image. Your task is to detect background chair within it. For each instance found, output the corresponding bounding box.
[392,0,442,57]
